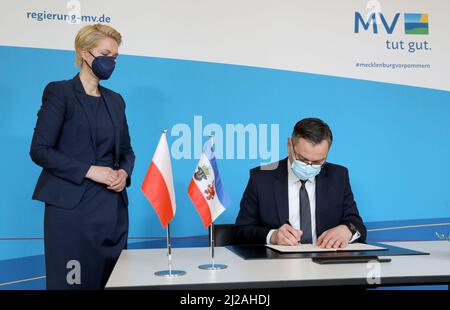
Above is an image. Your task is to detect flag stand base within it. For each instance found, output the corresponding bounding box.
[198,263,227,270]
[154,270,186,277]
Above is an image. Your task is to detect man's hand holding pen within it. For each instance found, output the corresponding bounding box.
[270,221,302,246]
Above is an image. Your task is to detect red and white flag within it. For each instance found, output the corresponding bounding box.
[141,131,176,228]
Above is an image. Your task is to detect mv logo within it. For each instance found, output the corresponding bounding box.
[355,12,429,35]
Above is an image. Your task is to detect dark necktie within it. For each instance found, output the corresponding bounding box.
[299,180,312,244]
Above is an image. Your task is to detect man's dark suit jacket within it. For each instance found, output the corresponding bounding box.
[235,158,366,244]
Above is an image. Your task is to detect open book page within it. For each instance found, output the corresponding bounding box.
[266,242,386,253]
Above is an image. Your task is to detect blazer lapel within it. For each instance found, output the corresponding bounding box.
[314,163,329,233]
[274,157,289,226]
[72,74,97,151]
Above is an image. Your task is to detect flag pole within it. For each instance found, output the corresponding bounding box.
[211,222,215,268]
[199,220,227,270]
[154,214,187,277]
[154,129,186,277]
[199,135,227,270]
[167,222,172,274]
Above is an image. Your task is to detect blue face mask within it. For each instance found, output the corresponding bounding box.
[86,51,116,80]
[291,159,322,181]
[290,141,324,181]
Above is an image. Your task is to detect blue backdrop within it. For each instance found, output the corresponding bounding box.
[1,46,449,261]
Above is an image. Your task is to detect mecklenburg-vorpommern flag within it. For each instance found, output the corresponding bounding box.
[188,138,231,227]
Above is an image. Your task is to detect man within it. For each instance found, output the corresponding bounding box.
[234,118,366,248]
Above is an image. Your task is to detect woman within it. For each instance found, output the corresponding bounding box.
[29,24,135,290]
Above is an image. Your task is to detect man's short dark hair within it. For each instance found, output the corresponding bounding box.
[291,118,333,146]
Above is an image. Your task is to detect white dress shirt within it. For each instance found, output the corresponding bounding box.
[266,160,360,245]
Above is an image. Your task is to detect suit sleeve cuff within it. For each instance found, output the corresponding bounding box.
[119,163,131,177]
[266,229,276,245]
[119,164,132,187]
[74,162,91,185]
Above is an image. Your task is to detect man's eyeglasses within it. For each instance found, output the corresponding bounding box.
[291,142,326,169]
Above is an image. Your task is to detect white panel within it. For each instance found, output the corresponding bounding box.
[1,0,448,91]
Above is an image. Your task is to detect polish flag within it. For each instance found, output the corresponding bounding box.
[141,131,176,228]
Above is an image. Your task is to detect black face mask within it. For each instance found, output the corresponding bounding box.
[85,51,116,80]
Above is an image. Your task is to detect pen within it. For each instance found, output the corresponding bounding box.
[285,220,301,244]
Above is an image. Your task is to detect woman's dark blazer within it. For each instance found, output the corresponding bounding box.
[30,74,135,209]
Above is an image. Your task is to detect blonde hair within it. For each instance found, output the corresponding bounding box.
[74,23,122,67]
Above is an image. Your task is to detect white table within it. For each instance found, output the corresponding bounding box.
[105,241,450,289]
